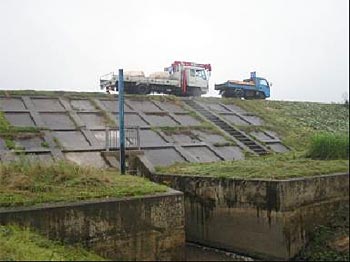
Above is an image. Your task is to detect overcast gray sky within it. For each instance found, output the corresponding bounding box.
[0,0,348,102]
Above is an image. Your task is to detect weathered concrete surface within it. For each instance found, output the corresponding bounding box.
[0,190,186,261]
[131,155,349,260]
[1,93,291,167]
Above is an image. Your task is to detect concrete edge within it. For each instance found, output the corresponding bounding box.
[0,188,183,214]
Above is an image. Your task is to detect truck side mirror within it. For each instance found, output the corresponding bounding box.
[270,82,273,87]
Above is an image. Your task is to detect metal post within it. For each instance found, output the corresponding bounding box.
[105,127,109,151]
[118,69,126,174]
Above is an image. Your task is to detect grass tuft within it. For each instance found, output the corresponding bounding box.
[307,133,349,160]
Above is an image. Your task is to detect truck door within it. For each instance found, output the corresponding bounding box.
[188,68,208,92]
[258,78,270,98]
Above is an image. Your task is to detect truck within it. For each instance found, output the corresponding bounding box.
[215,72,271,99]
[100,61,212,97]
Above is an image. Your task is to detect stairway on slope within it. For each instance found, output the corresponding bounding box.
[184,99,269,155]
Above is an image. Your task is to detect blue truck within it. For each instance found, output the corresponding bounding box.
[215,72,271,99]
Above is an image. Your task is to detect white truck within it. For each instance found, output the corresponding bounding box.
[100,61,211,97]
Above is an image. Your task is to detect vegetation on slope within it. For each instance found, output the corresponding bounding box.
[0,160,167,207]
[222,98,349,151]
[0,225,105,261]
[156,153,349,179]
[308,132,349,160]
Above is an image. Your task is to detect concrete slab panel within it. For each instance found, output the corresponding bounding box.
[144,114,178,127]
[115,113,148,126]
[100,99,133,112]
[78,113,106,129]
[193,131,227,144]
[214,146,244,160]
[184,146,220,162]
[92,130,106,145]
[175,114,201,126]
[158,101,186,113]
[140,129,167,147]
[5,112,36,127]
[269,143,289,153]
[250,131,275,142]
[70,99,96,111]
[221,114,250,126]
[244,115,264,126]
[65,152,108,168]
[127,100,162,112]
[40,113,75,129]
[53,131,90,148]
[205,103,231,113]
[0,98,26,110]
[144,148,186,167]
[16,136,44,150]
[31,98,65,111]
[222,104,248,114]
[168,134,201,144]
[0,138,6,150]
[25,153,53,163]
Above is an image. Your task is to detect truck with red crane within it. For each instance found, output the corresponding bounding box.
[100,61,212,97]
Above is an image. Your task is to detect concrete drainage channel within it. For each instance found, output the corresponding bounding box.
[130,154,349,261]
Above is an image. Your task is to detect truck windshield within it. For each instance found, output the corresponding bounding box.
[259,79,268,86]
[195,69,207,80]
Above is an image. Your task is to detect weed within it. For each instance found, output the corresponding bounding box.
[307,133,349,160]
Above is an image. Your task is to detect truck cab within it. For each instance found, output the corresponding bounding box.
[253,77,271,98]
[168,61,211,96]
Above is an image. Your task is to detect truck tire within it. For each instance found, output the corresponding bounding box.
[187,87,201,97]
[136,84,150,95]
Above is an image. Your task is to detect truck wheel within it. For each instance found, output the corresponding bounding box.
[258,92,266,99]
[136,85,150,95]
[188,87,201,97]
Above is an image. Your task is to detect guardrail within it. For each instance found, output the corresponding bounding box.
[105,126,140,151]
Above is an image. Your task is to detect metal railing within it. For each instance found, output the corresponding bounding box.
[105,126,140,151]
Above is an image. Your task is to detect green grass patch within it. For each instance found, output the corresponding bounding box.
[308,133,349,160]
[220,98,349,151]
[0,225,105,261]
[156,153,349,179]
[0,160,167,207]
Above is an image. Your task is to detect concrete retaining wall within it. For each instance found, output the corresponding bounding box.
[0,190,185,261]
[132,155,349,260]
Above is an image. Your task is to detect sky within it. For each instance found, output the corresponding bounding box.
[0,0,348,103]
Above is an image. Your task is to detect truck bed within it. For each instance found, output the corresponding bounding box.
[215,80,256,91]
[228,80,254,86]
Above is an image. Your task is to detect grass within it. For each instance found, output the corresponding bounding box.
[308,132,349,160]
[0,159,167,207]
[0,225,105,261]
[294,203,349,261]
[156,153,349,179]
[221,98,349,151]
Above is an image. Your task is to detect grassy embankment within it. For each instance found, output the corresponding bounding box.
[0,225,105,261]
[0,160,167,207]
[157,99,349,179]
